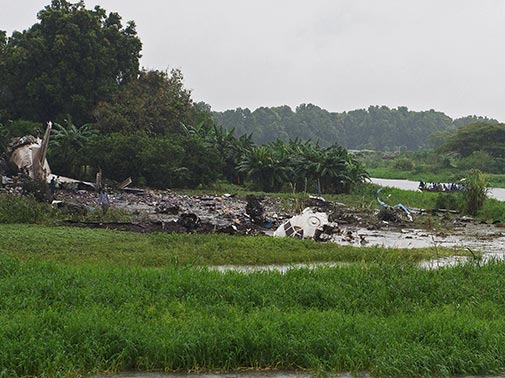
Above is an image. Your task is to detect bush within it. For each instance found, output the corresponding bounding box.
[461,169,488,215]
[21,177,52,203]
[434,193,462,211]
[84,133,223,189]
[457,150,502,173]
[0,194,60,223]
[394,157,415,171]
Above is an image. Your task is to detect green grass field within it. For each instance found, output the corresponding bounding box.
[0,224,458,267]
[1,225,505,377]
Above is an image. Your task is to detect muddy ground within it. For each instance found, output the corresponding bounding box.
[45,187,505,256]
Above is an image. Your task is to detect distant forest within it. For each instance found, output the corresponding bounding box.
[212,104,498,151]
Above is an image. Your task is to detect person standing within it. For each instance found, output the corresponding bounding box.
[49,177,56,197]
[99,190,110,215]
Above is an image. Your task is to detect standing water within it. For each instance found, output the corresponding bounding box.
[370,177,505,202]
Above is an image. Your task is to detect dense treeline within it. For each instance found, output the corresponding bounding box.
[1,1,499,192]
[0,0,368,193]
[213,105,498,151]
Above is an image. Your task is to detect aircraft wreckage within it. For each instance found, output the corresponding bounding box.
[3,121,95,190]
[7,122,53,181]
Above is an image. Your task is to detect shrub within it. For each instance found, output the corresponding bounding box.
[434,193,462,211]
[394,157,415,171]
[0,194,60,223]
[461,169,488,215]
[21,177,52,203]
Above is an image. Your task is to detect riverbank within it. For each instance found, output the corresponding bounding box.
[366,168,505,189]
[370,177,505,202]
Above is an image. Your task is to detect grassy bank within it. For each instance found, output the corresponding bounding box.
[0,225,501,377]
[2,249,505,377]
[0,224,458,266]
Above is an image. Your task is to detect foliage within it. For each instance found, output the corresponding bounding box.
[452,115,499,127]
[237,140,369,194]
[439,122,505,159]
[84,132,223,189]
[0,194,60,223]
[48,119,96,177]
[394,157,415,171]
[0,119,43,152]
[461,169,488,215]
[237,144,292,192]
[434,193,462,211]
[20,176,53,203]
[182,122,254,184]
[94,69,201,135]
[457,150,505,174]
[213,105,496,151]
[0,0,142,124]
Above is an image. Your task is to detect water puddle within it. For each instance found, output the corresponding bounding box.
[209,224,505,272]
[329,224,505,268]
[370,177,505,202]
[331,225,505,252]
[207,262,349,274]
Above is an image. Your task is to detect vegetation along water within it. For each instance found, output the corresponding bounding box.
[1,225,505,378]
[2,2,505,377]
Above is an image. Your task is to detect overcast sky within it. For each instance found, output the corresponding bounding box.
[2,0,505,121]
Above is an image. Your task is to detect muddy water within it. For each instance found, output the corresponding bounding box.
[211,223,505,272]
[370,177,505,202]
[330,223,505,268]
[331,224,505,253]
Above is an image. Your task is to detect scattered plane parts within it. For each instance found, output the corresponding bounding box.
[7,122,52,181]
[273,207,329,239]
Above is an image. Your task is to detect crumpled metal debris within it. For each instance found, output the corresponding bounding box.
[177,213,201,231]
[245,195,265,225]
[376,188,413,222]
[273,207,329,239]
[7,122,52,181]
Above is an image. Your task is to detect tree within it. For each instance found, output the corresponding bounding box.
[83,132,223,189]
[182,122,254,184]
[452,115,498,127]
[1,0,142,124]
[94,69,201,135]
[212,104,458,151]
[48,119,96,177]
[439,123,505,159]
[237,145,292,192]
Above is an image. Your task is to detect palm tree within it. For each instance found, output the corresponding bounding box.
[49,119,96,177]
[293,144,369,194]
[237,145,293,192]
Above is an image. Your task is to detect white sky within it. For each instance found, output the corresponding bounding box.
[2,0,505,121]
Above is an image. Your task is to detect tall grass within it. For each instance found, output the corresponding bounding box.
[461,169,488,215]
[2,256,505,377]
[0,194,60,224]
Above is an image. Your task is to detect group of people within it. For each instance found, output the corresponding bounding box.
[418,181,464,193]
